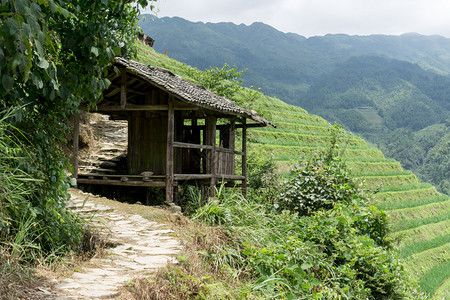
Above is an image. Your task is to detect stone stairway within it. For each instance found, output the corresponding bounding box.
[78,114,128,175]
[36,189,182,299]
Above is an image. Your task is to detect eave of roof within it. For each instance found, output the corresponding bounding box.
[113,57,275,128]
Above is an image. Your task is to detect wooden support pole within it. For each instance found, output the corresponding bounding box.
[120,69,127,109]
[230,120,236,175]
[242,118,248,197]
[166,96,175,204]
[72,113,80,181]
[206,116,217,197]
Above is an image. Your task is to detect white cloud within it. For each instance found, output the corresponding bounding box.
[143,0,450,37]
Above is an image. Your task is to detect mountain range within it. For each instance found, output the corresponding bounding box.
[139,15,449,194]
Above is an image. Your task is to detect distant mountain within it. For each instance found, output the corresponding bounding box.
[301,56,449,132]
[140,15,450,95]
[139,15,450,194]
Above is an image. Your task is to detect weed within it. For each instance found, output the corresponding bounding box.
[399,234,450,258]
[378,194,449,211]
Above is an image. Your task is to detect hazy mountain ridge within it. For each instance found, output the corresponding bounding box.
[140,15,449,194]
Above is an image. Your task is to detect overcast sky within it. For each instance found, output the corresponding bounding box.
[142,0,450,37]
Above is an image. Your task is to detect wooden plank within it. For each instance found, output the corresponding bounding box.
[174,174,212,180]
[166,96,175,204]
[72,113,80,180]
[110,84,149,95]
[216,147,244,156]
[174,141,213,150]
[179,122,263,131]
[77,178,168,187]
[95,104,198,112]
[173,174,245,181]
[120,69,127,109]
[77,173,165,179]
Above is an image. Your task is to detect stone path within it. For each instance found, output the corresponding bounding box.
[41,189,182,299]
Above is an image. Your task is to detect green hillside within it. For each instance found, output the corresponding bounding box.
[135,42,450,298]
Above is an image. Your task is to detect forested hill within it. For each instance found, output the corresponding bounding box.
[140,14,450,92]
[140,15,449,195]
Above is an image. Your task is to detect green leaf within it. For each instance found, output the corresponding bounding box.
[90,46,99,57]
[11,52,25,70]
[31,73,43,89]
[5,18,19,36]
[15,0,27,14]
[49,0,58,13]
[2,74,14,91]
[112,46,122,56]
[301,262,313,270]
[37,58,49,69]
[59,7,70,18]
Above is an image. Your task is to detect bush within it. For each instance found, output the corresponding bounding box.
[277,125,364,215]
[146,125,427,299]
[0,108,84,262]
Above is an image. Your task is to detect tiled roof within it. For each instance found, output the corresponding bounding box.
[114,57,274,127]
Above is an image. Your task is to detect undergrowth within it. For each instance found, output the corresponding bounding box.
[128,126,428,299]
[0,108,103,298]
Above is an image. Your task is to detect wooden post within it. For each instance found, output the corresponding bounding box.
[241,118,247,197]
[72,113,80,181]
[166,96,175,204]
[120,69,127,109]
[206,116,217,197]
[230,120,236,175]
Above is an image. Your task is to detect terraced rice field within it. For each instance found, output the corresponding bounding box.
[137,42,450,298]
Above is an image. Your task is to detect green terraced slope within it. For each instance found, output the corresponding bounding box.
[135,42,450,298]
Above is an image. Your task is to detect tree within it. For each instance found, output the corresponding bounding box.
[0,0,156,257]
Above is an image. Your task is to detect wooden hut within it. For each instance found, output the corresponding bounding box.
[73,57,273,204]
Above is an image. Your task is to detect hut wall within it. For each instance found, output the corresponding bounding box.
[217,124,235,175]
[128,111,167,175]
[181,121,202,174]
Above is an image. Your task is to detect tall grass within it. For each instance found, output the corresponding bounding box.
[393,211,450,232]
[378,182,433,193]
[377,195,449,211]
[374,187,438,205]
[395,219,450,248]
[418,261,450,297]
[399,234,450,258]
[353,170,413,177]
[404,244,450,279]
[0,108,86,262]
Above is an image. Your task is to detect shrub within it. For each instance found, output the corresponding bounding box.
[0,108,84,262]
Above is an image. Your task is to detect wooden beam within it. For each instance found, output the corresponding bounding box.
[206,116,217,197]
[166,96,175,204]
[174,174,212,180]
[242,118,248,197]
[77,173,166,179]
[230,120,236,175]
[94,104,199,112]
[180,122,263,130]
[109,84,151,96]
[173,141,213,150]
[120,69,127,108]
[173,174,245,181]
[77,178,167,187]
[216,146,244,156]
[72,113,80,181]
